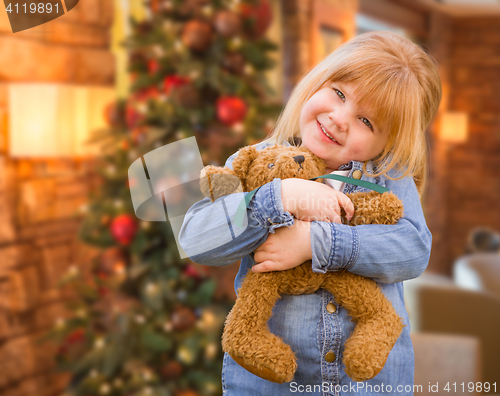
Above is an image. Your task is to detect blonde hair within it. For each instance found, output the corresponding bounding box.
[262,31,442,197]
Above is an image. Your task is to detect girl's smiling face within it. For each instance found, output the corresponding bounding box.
[299,81,391,172]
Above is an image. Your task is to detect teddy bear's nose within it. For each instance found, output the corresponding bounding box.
[292,155,305,164]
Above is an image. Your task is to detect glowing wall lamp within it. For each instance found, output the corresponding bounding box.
[8,83,115,158]
[439,111,469,144]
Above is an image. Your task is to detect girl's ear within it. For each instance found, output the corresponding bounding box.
[232,146,259,180]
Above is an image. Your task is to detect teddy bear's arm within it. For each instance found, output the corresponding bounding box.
[199,165,243,202]
[344,191,404,226]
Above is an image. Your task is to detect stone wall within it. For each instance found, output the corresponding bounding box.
[0,1,114,395]
[435,16,500,273]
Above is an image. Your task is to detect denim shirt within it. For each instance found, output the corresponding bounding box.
[179,140,432,396]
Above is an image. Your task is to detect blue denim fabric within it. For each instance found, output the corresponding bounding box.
[179,140,431,396]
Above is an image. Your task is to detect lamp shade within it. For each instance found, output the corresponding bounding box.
[439,111,469,143]
[8,83,115,157]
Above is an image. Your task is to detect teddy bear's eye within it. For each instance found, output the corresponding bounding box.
[268,163,275,169]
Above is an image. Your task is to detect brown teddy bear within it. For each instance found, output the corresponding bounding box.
[199,144,405,384]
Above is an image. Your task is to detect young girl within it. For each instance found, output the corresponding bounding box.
[179,31,442,395]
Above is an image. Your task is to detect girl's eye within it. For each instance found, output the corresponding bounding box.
[333,88,345,101]
[268,163,275,169]
[360,117,374,131]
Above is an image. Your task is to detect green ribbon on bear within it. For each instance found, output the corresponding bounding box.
[233,174,389,229]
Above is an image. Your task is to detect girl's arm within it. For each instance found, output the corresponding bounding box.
[178,152,294,267]
[309,169,431,284]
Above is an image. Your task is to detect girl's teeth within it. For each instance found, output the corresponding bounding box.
[320,123,337,142]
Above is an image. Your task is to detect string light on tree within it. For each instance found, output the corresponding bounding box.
[174,40,184,52]
[163,321,173,332]
[113,378,124,388]
[201,5,213,17]
[94,337,105,350]
[55,317,66,329]
[145,282,159,296]
[99,383,111,395]
[142,387,154,396]
[177,345,195,365]
[205,342,218,360]
[229,36,242,50]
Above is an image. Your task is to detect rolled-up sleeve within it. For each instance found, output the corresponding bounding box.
[248,178,295,233]
[179,151,294,267]
[310,171,432,284]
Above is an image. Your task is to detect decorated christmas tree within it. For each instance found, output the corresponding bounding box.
[43,1,280,395]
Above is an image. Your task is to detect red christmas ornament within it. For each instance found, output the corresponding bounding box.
[150,0,160,13]
[57,328,87,360]
[110,214,138,245]
[125,104,144,129]
[98,286,110,297]
[163,75,190,95]
[67,328,85,344]
[171,306,197,331]
[183,263,204,283]
[175,391,200,396]
[148,59,160,75]
[161,360,184,380]
[240,0,273,38]
[216,96,247,125]
[134,86,161,103]
[104,102,125,128]
[132,127,146,145]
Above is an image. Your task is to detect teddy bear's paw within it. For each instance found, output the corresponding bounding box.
[231,352,297,384]
[224,333,297,383]
[199,165,242,202]
[343,356,384,382]
[342,340,393,381]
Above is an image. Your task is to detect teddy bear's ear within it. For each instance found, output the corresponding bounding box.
[232,145,259,180]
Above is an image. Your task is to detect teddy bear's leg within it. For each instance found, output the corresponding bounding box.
[322,271,405,382]
[221,270,298,384]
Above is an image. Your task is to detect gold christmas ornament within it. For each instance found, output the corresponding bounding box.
[181,20,213,52]
[214,10,241,38]
[177,345,195,365]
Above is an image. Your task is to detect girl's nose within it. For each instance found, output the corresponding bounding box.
[328,111,348,132]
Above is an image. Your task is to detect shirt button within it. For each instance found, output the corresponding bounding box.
[326,302,337,313]
[325,351,336,362]
[352,170,362,179]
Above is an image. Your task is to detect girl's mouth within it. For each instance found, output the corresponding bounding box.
[317,120,340,145]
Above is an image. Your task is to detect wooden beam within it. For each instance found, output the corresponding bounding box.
[358,0,430,39]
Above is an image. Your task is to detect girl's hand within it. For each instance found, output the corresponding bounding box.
[252,220,312,273]
[281,179,354,223]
